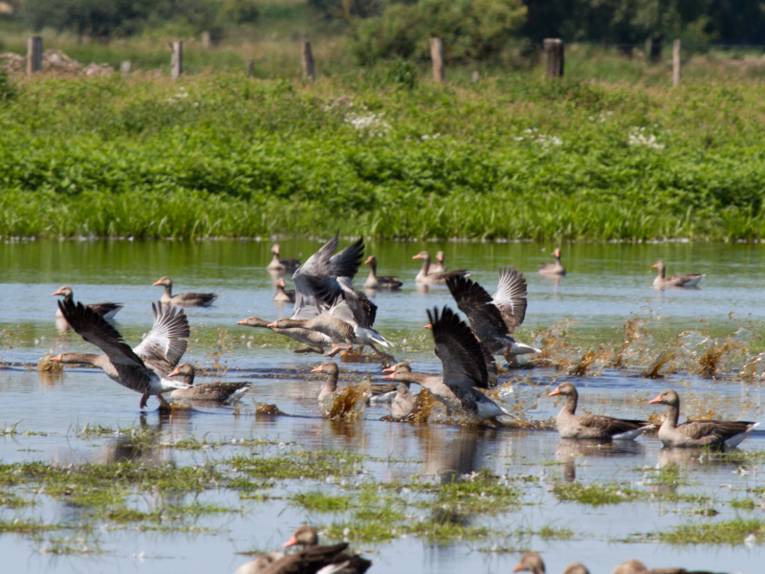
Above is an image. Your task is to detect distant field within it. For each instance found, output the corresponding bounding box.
[1,60,765,240]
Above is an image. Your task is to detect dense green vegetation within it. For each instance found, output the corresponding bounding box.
[1,67,765,241]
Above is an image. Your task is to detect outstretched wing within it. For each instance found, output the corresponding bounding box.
[428,306,488,394]
[133,302,190,376]
[58,299,153,394]
[492,267,527,331]
[446,274,508,345]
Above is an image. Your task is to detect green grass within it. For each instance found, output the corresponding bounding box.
[292,492,352,512]
[552,482,641,506]
[658,519,765,545]
[2,70,765,240]
[228,450,364,480]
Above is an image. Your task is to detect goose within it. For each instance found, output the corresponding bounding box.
[235,525,370,574]
[613,558,719,574]
[390,382,416,420]
[549,382,652,441]
[52,286,122,321]
[266,242,300,275]
[237,315,331,354]
[363,256,402,290]
[412,251,468,285]
[539,248,566,276]
[648,389,759,448]
[430,250,446,274]
[310,362,371,418]
[514,551,590,574]
[446,269,540,360]
[651,261,704,290]
[152,276,217,307]
[166,364,250,404]
[273,278,295,303]
[54,299,190,409]
[422,306,510,422]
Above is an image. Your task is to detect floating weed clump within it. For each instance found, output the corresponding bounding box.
[658,519,765,545]
[0,519,60,534]
[427,471,520,514]
[228,450,364,480]
[552,482,641,506]
[730,499,757,511]
[291,492,352,512]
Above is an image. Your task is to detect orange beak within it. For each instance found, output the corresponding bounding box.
[424,323,432,330]
[152,279,163,286]
[310,365,324,373]
[648,394,663,405]
[412,254,423,260]
[383,372,396,380]
[266,321,278,328]
[548,388,561,397]
[512,562,525,573]
[168,366,182,378]
[50,354,62,363]
[51,288,63,296]
[282,535,298,548]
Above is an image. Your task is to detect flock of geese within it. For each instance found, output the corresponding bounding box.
[47,237,747,574]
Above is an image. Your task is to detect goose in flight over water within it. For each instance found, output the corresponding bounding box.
[54,299,191,409]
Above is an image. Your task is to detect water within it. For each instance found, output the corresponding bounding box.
[1,240,764,574]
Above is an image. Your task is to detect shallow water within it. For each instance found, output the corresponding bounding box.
[1,240,765,574]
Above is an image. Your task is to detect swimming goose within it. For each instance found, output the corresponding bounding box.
[539,248,566,276]
[549,382,652,441]
[237,315,332,354]
[446,270,540,359]
[363,256,403,290]
[166,364,250,404]
[235,525,371,574]
[390,382,416,420]
[153,276,217,307]
[413,251,468,285]
[648,389,758,448]
[426,306,509,422]
[613,559,718,574]
[266,243,300,275]
[52,286,122,321]
[651,261,704,290]
[55,299,190,409]
[273,278,295,303]
[310,362,371,418]
[513,551,590,574]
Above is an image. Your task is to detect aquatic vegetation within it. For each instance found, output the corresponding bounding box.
[730,499,757,511]
[291,492,352,512]
[228,450,365,480]
[658,519,765,545]
[0,519,60,534]
[426,471,520,514]
[552,482,641,506]
[38,536,102,555]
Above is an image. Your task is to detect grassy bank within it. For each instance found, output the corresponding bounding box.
[1,70,765,240]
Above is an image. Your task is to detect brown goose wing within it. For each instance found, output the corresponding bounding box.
[679,419,755,442]
[492,267,527,331]
[428,306,489,393]
[261,543,361,574]
[88,302,123,317]
[175,291,217,306]
[446,275,508,346]
[578,413,649,437]
[58,299,153,394]
[133,303,190,376]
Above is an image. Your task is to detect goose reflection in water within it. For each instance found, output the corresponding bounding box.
[555,438,644,482]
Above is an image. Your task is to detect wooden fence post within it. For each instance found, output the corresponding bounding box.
[247,60,255,78]
[201,31,211,49]
[301,41,315,81]
[430,37,444,83]
[120,60,131,78]
[672,38,681,87]
[171,41,183,80]
[26,36,43,75]
[543,38,564,78]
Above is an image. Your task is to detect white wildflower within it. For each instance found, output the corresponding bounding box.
[514,127,562,148]
[345,111,390,137]
[628,127,665,150]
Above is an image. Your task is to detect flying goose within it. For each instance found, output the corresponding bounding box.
[266,242,300,275]
[513,551,590,574]
[539,247,566,276]
[152,276,217,307]
[166,364,250,404]
[363,255,402,290]
[549,382,652,441]
[648,389,758,448]
[446,269,539,359]
[412,251,468,285]
[55,299,190,409]
[237,315,331,354]
[426,306,509,422]
[52,286,122,321]
[651,261,704,290]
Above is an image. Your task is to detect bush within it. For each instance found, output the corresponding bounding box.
[351,0,526,65]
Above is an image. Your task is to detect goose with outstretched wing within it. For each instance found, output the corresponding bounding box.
[446,269,539,359]
[55,299,190,409]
